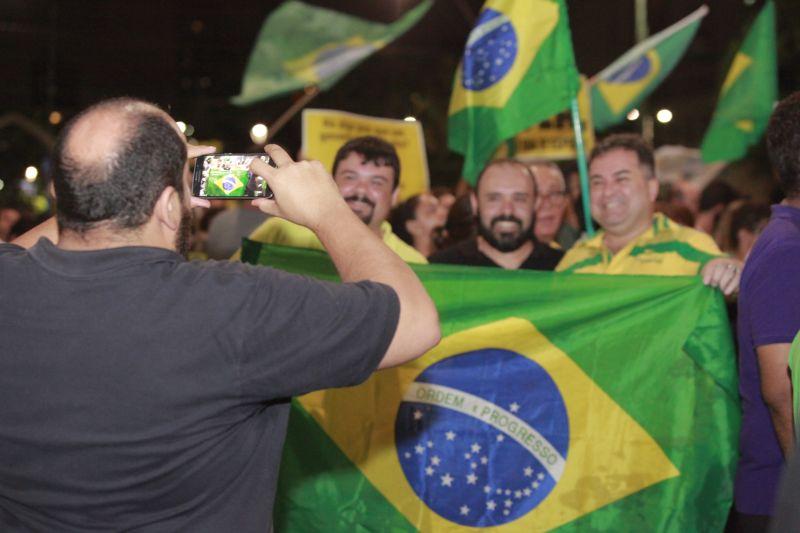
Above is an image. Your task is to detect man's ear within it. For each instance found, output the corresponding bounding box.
[154,186,180,231]
[391,187,400,207]
[469,191,478,216]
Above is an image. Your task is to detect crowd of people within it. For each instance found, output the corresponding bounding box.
[2,91,800,531]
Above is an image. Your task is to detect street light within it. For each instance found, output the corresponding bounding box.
[24,166,38,182]
[404,116,417,122]
[250,123,268,144]
[626,109,640,121]
[656,109,673,124]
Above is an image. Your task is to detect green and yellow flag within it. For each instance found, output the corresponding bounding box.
[700,0,777,162]
[590,5,708,131]
[232,1,432,105]
[447,0,580,183]
[242,242,739,531]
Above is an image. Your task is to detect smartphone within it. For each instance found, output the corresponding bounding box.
[192,153,275,199]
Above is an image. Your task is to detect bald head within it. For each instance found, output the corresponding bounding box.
[54,98,187,234]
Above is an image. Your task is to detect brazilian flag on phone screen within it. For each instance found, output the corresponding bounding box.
[241,241,739,532]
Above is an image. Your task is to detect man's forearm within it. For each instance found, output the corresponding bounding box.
[757,343,795,458]
[315,205,440,368]
[767,405,795,458]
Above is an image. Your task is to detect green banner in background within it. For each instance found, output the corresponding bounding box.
[241,241,739,532]
[232,0,432,105]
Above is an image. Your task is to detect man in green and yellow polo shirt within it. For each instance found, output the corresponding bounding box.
[233,136,426,264]
[557,134,741,294]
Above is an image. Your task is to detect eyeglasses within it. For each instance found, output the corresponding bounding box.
[539,190,568,206]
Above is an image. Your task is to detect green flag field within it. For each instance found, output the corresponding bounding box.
[241,241,740,532]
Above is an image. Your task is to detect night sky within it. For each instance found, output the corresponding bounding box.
[2,0,796,200]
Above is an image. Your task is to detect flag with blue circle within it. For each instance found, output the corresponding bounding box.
[447,0,580,183]
[590,5,708,131]
[240,242,740,532]
[232,0,432,105]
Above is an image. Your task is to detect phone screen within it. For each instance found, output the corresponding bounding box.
[192,154,274,199]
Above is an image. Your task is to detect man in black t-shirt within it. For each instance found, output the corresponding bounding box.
[0,98,440,531]
[430,159,563,270]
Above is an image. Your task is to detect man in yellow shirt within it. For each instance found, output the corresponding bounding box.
[557,134,740,294]
[235,136,426,264]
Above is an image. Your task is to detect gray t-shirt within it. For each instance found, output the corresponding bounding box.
[0,238,399,531]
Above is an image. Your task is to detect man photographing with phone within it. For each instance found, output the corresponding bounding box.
[0,97,440,530]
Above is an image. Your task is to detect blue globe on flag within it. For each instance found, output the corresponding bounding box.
[395,349,570,527]
[607,55,652,83]
[461,9,518,91]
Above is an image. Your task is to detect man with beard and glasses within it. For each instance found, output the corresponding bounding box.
[429,159,564,270]
[0,98,440,531]
[236,136,427,263]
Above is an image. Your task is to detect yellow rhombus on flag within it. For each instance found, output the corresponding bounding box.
[297,319,678,530]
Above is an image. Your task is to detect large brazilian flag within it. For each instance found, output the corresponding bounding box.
[447,0,580,183]
[241,241,739,531]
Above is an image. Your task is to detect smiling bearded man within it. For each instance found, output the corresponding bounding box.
[429,159,564,271]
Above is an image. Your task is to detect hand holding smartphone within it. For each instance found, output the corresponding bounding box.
[192,153,276,199]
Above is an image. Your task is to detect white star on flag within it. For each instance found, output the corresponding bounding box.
[487,500,497,511]
[460,505,470,516]
[524,488,532,496]
[414,445,425,455]
[533,481,540,489]
[404,452,411,459]
[505,489,511,496]
[445,431,456,441]
[497,434,505,442]
[509,402,520,413]
[413,410,423,420]
[514,490,522,499]
[441,473,454,487]
[431,455,441,466]
[523,466,533,477]
[537,472,545,480]
[427,440,433,448]
[466,473,477,484]
[425,466,434,476]
[483,485,491,494]
[464,452,471,459]
[505,499,513,508]
[503,509,510,516]
[480,456,488,465]
[470,443,481,453]
[470,462,477,469]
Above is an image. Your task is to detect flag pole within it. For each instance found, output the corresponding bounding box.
[266,85,321,142]
[570,97,594,236]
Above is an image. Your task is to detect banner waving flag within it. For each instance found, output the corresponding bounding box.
[242,242,739,531]
[590,5,708,131]
[447,0,580,183]
[232,0,432,105]
[700,0,777,162]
